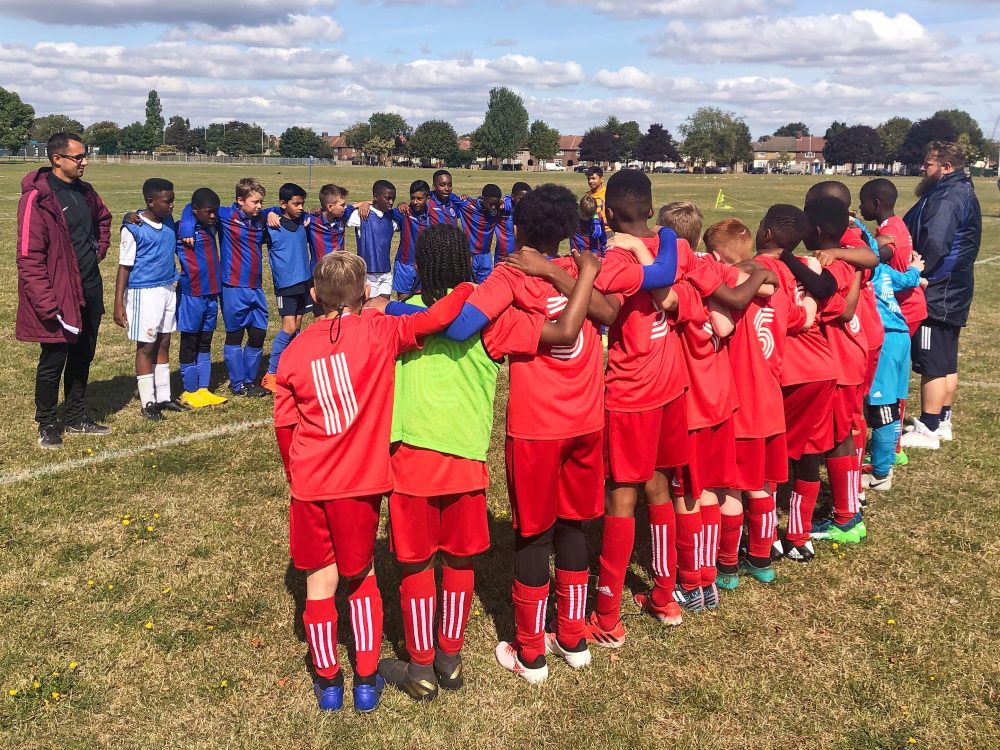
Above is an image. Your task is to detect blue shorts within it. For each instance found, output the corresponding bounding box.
[222,285,268,332]
[392,258,420,295]
[869,330,911,405]
[176,292,219,334]
[472,253,494,283]
[275,281,314,318]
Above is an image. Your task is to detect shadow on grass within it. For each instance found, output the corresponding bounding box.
[85,374,137,421]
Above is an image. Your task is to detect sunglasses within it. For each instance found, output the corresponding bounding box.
[56,152,89,164]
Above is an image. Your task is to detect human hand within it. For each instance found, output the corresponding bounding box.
[266,212,281,229]
[572,247,601,277]
[123,211,142,225]
[814,250,836,267]
[909,251,925,274]
[113,302,127,328]
[505,247,555,279]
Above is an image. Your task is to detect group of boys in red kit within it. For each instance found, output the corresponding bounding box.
[273,171,919,709]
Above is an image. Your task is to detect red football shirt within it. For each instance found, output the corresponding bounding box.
[841,226,884,351]
[881,215,926,328]
[778,255,841,386]
[604,237,688,412]
[820,259,869,386]
[274,310,420,501]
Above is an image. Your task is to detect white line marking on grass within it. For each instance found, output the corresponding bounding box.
[963,380,1000,389]
[0,419,272,487]
[975,255,1000,265]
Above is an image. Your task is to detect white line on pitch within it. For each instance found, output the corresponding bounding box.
[0,419,272,487]
[963,380,1000,389]
[976,255,1000,265]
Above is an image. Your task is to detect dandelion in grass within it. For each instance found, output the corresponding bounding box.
[8,689,17,697]
[144,621,153,630]
[887,619,896,625]
[69,662,78,670]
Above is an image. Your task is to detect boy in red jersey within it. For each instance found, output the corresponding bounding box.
[273,253,473,713]
[448,181,680,681]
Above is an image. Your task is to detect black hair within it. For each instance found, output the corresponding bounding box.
[142,178,174,200]
[191,187,221,208]
[762,204,809,251]
[514,183,578,247]
[372,179,396,197]
[46,132,84,160]
[415,224,473,305]
[279,182,306,202]
[805,180,851,208]
[605,169,652,217]
[432,170,452,185]
[512,182,532,195]
[859,178,898,209]
[409,179,430,196]
[482,183,502,199]
[804,197,849,241]
[585,166,603,177]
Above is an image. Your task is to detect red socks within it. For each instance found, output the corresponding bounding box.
[719,511,744,568]
[555,568,589,649]
[647,502,677,608]
[675,511,702,591]
[400,568,436,666]
[512,579,549,664]
[699,503,721,587]
[304,597,340,679]
[787,479,820,546]
[827,454,859,524]
[746,494,777,560]
[595,515,635,631]
[347,575,383,678]
[897,399,907,453]
[438,566,474,656]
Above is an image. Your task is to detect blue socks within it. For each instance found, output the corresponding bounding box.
[196,351,212,390]
[243,346,263,385]
[224,344,245,391]
[267,330,296,375]
[920,411,941,432]
[180,361,199,394]
[870,421,900,478]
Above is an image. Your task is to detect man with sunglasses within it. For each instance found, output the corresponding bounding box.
[16,132,113,448]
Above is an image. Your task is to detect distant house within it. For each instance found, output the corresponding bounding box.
[557,135,583,168]
[752,135,826,173]
[321,132,357,162]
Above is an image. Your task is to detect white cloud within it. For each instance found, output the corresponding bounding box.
[0,0,335,27]
[392,55,584,90]
[549,0,790,19]
[165,15,344,47]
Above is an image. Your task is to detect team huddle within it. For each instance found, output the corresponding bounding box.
[114,162,940,714]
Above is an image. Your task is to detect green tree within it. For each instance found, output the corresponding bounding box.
[204,120,261,155]
[470,86,529,162]
[876,116,912,159]
[343,122,370,152]
[896,117,958,166]
[822,125,886,167]
[0,87,35,152]
[368,112,411,152]
[144,90,164,142]
[579,128,617,163]
[31,114,84,142]
[164,116,197,153]
[773,122,809,137]
[680,107,753,168]
[635,123,680,166]
[83,120,121,155]
[617,120,643,161]
[933,109,985,159]
[407,119,460,163]
[364,135,396,166]
[119,121,157,153]
[278,126,330,158]
[824,120,848,140]
[526,119,561,167]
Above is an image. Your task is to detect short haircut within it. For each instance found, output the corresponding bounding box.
[657,201,704,247]
[319,183,348,202]
[409,179,430,196]
[512,182,532,195]
[142,178,174,201]
[372,179,395,197]
[236,177,265,200]
[762,204,809,251]
[432,170,452,185]
[804,197,850,241]
[514,183,579,246]
[605,169,652,217]
[585,166,604,178]
[926,140,966,169]
[279,182,306,202]
[579,194,597,218]
[482,183,502,200]
[805,180,851,208]
[191,187,221,208]
[859,178,898,209]
[703,219,753,264]
[415,224,473,305]
[313,252,366,309]
[46,132,83,161]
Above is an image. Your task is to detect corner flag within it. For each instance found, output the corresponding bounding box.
[715,189,733,210]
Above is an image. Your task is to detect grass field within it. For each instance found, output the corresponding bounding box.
[1,164,998,749]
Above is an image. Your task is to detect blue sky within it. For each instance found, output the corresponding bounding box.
[0,0,997,140]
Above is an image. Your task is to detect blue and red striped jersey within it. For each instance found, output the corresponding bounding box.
[455,197,499,256]
[213,204,265,288]
[176,215,221,296]
[392,206,430,265]
[427,193,460,226]
[570,216,607,256]
[494,195,516,262]
[308,205,353,268]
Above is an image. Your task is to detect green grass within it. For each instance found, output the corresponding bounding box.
[1,164,998,749]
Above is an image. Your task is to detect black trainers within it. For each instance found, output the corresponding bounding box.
[64,418,111,436]
[140,402,165,421]
[377,658,438,702]
[433,650,464,690]
[243,382,271,398]
[157,399,190,413]
[38,423,63,449]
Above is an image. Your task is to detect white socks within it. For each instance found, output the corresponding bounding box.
[137,373,155,407]
[154,364,171,403]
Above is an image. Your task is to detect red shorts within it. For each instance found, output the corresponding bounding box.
[604,395,689,483]
[505,430,603,536]
[388,491,490,563]
[391,443,489,497]
[832,384,860,445]
[732,434,788,491]
[673,418,737,497]
[782,380,836,460]
[289,495,382,577]
[862,346,881,396]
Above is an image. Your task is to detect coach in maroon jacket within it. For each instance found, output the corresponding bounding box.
[16,132,113,448]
